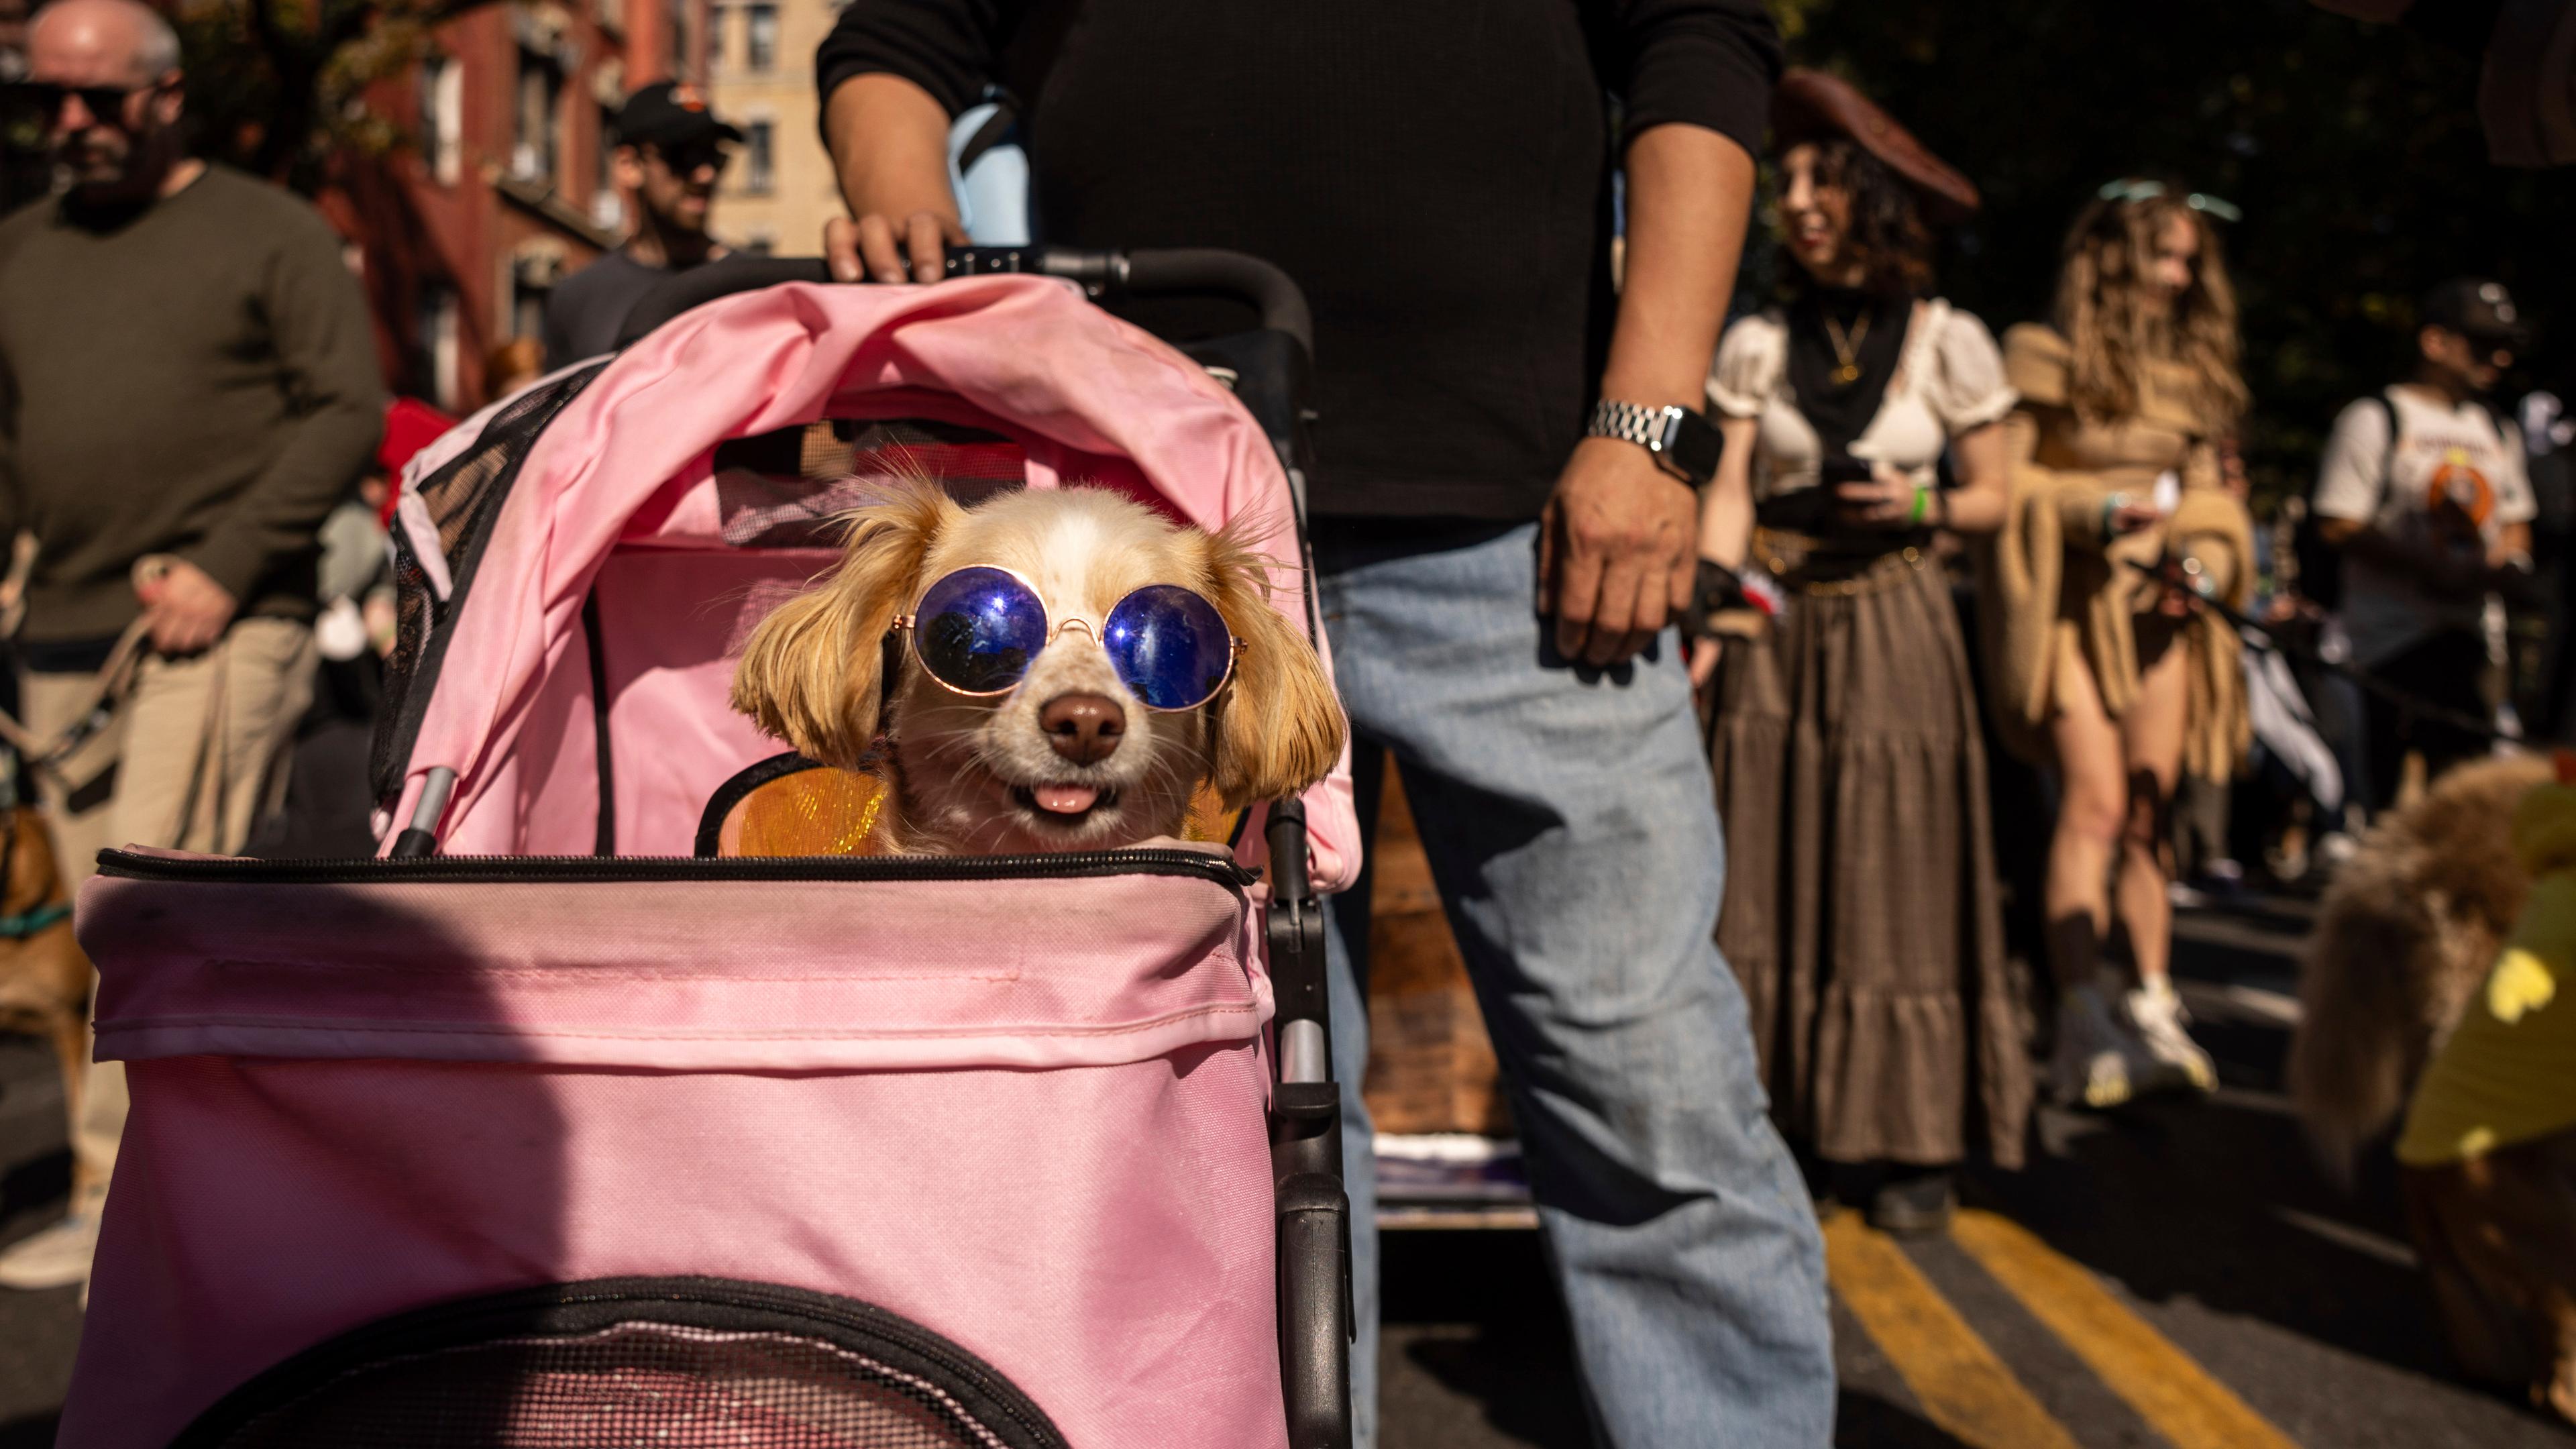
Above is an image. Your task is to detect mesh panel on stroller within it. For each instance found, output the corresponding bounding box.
[64,267,1356,1449]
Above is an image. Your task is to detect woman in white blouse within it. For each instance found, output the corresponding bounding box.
[1692,71,2028,1234]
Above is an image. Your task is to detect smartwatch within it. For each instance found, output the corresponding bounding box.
[1586,400,1723,486]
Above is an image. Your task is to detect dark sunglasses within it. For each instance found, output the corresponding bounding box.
[896,566,1242,711]
[5,80,161,127]
[649,141,734,175]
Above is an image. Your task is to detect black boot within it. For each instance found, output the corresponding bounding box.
[1866,1164,1956,1236]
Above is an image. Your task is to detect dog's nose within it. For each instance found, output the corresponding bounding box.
[1040,693,1126,764]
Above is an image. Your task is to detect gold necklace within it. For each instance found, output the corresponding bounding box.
[1823,309,1870,386]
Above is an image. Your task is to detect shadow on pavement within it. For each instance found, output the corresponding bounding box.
[1383,1230,1586,1447]
[1973,1091,2449,1379]
[0,1149,68,1231]
[1833,1391,1975,1448]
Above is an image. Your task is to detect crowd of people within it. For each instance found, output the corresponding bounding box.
[0,0,2567,1444]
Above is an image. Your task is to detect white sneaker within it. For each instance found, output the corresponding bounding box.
[0,1211,99,1291]
[2051,983,2157,1109]
[2126,979,2218,1095]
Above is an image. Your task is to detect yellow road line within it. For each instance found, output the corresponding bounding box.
[1950,1208,2300,1449]
[1823,1210,2083,1449]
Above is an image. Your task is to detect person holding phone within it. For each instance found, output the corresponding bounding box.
[1693,71,2027,1233]
[1982,181,2258,1111]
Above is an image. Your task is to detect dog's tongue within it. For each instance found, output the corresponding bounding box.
[1034,784,1099,816]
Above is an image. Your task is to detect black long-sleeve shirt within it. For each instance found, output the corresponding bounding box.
[818,1,1777,520]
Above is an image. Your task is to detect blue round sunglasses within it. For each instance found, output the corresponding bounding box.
[896,565,1244,711]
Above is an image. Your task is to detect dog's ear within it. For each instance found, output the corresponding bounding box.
[732,480,959,768]
[1201,527,1347,811]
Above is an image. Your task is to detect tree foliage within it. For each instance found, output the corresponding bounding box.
[1764,0,2574,502]
[175,0,494,193]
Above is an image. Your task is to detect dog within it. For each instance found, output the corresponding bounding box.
[2293,752,2575,1424]
[2291,753,2550,1175]
[0,803,93,1149]
[731,481,1346,855]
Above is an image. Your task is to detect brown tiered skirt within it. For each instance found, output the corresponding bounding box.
[1705,549,2032,1169]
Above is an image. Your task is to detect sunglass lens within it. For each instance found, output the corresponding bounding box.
[1104,586,1234,710]
[912,567,1048,694]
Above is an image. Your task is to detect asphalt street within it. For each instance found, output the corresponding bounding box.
[1,890,2567,1448]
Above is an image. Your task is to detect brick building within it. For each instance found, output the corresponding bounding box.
[704,0,839,260]
[333,0,712,412]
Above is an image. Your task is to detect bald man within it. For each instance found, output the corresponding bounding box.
[0,0,382,1291]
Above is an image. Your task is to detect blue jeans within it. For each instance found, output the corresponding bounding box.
[1315,521,1835,1448]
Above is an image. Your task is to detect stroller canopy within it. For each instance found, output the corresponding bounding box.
[390,275,1356,883]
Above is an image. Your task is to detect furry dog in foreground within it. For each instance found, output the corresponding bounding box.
[731,482,1346,855]
[2292,754,2551,1173]
[2293,753,2575,1424]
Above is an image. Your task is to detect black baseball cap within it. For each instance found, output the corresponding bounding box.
[612,80,743,151]
[2422,277,2534,352]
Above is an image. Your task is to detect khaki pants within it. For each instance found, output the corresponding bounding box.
[21,616,317,1209]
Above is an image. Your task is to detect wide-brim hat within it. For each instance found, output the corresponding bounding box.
[1772,68,1980,227]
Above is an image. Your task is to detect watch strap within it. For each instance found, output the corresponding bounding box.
[1587,400,1722,484]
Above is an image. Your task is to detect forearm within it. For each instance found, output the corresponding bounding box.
[1941,423,2010,535]
[1697,418,1758,566]
[2318,517,2440,575]
[824,73,960,223]
[2493,521,2533,566]
[1604,123,1755,413]
[189,400,378,600]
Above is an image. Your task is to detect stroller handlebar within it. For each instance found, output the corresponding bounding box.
[612,246,1315,358]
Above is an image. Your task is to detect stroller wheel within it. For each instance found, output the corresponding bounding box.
[172,1276,1072,1449]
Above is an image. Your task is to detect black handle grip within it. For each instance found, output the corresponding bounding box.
[612,247,1313,358]
[1277,1169,1354,1449]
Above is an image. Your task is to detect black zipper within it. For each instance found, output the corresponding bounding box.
[171,1274,1074,1449]
[96,847,1258,890]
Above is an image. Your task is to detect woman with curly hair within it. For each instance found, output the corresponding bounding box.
[1984,181,2257,1110]
[1694,71,2029,1232]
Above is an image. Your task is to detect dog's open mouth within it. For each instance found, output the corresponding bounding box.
[1013,784,1122,822]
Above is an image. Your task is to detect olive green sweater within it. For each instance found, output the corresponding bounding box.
[0,166,384,643]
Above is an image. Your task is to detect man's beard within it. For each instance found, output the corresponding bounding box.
[58,119,176,205]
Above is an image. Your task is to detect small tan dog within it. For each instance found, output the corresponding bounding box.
[732,482,1345,854]
[0,804,93,1137]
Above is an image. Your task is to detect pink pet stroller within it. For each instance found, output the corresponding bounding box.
[62,252,1358,1449]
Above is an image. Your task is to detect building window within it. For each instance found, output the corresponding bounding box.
[593,102,625,231]
[419,54,463,185]
[707,2,729,70]
[744,119,773,195]
[668,0,694,79]
[415,284,460,413]
[745,3,777,70]
[513,273,550,343]
[513,46,564,184]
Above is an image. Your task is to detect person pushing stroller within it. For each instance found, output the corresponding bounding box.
[815,5,1836,1446]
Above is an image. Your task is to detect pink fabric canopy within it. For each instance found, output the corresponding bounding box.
[395,275,1356,885]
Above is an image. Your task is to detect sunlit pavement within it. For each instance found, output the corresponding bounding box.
[1,893,2568,1447]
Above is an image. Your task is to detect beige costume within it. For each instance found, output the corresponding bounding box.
[1981,325,2253,782]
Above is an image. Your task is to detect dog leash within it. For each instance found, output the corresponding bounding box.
[0,612,158,777]
[2127,554,2528,749]
[0,555,182,780]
